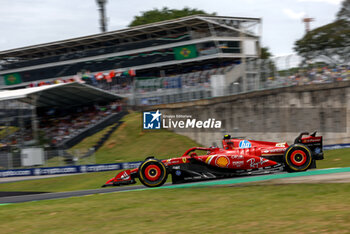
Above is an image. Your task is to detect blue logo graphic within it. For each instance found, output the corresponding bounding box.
[315,147,321,154]
[239,140,251,149]
[175,170,182,176]
[143,110,162,129]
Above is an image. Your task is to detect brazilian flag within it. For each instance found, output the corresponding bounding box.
[4,73,22,85]
[173,45,198,60]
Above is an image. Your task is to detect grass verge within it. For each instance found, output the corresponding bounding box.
[93,112,201,163]
[317,147,350,169]
[0,183,350,233]
[0,171,118,192]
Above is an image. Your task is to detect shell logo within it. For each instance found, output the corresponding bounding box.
[215,156,229,168]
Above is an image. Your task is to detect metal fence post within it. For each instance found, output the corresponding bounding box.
[59,149,63,166]
[44,149,48,167]
[7,152,12,169]
[91,147,96,164]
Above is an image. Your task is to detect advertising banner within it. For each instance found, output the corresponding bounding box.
[0,162,142,178]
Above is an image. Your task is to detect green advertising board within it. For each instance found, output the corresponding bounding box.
[173,44,198,60]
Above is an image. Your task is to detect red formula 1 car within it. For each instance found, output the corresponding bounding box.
[103,132,324,188]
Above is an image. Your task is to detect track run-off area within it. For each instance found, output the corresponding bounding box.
[1,167,350,204]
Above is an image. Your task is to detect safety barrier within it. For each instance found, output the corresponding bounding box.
[323,143,350,151]
[0,161,142,178]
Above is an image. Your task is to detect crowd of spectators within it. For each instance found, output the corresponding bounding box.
[103,62,237,94]
[0,101,123,148]
[39,101,122,146]
[288,65,350,85]
[27,62,350,97]
[263,65,350,88]
[24,61,349,101]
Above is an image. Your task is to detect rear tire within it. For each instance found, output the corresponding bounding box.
[284,144,312,172]
[138,159,168,187]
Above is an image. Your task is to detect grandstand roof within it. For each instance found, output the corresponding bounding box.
[0,15,261,60]
[0,82,122,107]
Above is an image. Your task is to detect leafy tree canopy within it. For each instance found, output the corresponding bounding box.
[129,7,216,27]
[337,0,350,21]
[294,19,350,54]
[260,46,272,59]
[294,0,350,60]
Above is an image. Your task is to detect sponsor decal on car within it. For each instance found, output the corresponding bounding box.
[315,147,321,154]
[262,148,286,155]
[302,138,321,143]
[231,155,244,159]
[275,142,286,147]
[205,155,215,164]
[239,140,251,149]
[232,161,244,167]
[120,171,130,180]
[215,156,229,168]
[246,158,269,168]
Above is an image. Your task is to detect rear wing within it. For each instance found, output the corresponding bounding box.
[295,132,323,160]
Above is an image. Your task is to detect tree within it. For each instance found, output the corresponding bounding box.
[260,47,272,59]
[293,0,350,63]
[294,20,350,53]
[258,47,275,80]
[337,0,350,22]
[129,7,215,27]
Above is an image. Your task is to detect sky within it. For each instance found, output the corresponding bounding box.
[0,0,343,57]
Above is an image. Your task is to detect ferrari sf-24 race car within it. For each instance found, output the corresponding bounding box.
[103,132,324,188]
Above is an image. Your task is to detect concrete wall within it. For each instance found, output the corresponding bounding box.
[147,81,350,147]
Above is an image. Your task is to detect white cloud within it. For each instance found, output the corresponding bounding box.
[297,0,342,5]
[283,8,305,20]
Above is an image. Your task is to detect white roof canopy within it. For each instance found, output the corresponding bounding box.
[0,82,123,108]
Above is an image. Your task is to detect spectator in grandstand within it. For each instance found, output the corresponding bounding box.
[287,65,349,86]
[1,100,124,148]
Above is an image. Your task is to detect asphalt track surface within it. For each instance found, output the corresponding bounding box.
[1,167,350,204]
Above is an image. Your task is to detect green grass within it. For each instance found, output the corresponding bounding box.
[67,123,117,155]
[44,111,200,167]
[92,112,201,163]
[0,171,119,192]
[317,148,350,169]
[1,183,350,233]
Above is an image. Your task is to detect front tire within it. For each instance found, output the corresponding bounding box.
[138,159,168,187]
[284,144,312,172]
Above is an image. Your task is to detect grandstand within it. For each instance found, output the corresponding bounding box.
[0,15,261,104]
[0,83,123,153]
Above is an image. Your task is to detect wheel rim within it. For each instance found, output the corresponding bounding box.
[144,164,161,181]
[290,150,307,166]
